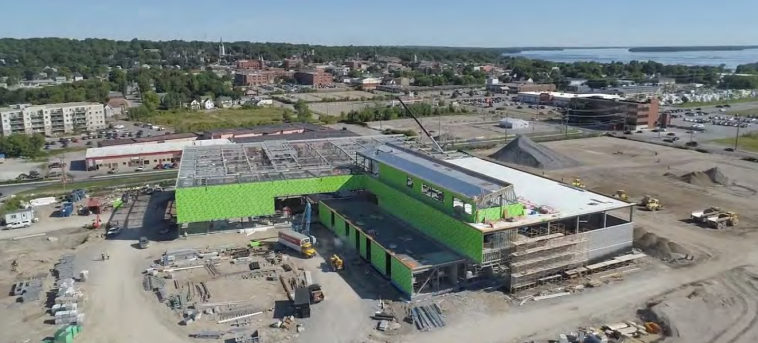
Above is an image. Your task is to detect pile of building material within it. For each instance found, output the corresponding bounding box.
[54,254,77,280]
[489,135,580,170]
[676,167,731,187]
[51,278,86,325]
[548,320,660,343]
[409,303,446,332]
[13,277,44,303]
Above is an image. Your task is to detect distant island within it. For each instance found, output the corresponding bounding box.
[501,47,565,53]
[629,46,758,53]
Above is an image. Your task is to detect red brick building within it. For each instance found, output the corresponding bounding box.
[236,59,264,70]
[283,58,303,69]
[294,71,333,86]
[234,72,276,86]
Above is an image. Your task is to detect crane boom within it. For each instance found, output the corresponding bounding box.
[396,97,444,153]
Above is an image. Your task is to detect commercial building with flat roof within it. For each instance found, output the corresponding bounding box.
[517,91,624,106]
[0,102,106,136]
[567,97,661,130]
[85,138,230,171]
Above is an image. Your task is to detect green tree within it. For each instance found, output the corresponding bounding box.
[142,91,161,111]
[293,100,312,122]
[127,105,152,120]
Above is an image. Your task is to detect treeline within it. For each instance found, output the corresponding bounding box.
[0,79,111,106]
[0,38,504,80]
[505,59,725,87]
[0,134,46,158]
[340,102,470,123]
[720,75,758,89]
[736,62,758,74]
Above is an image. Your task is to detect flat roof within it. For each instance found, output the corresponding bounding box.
[361,144,512,199]
[517,91,624,100]
[85,139,231,160]
[447,157,632,230]
[232,128,358,143]
[176,135,412,188]
[323,198,464,271]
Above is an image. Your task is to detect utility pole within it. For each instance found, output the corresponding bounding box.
[734,119,741,151]
[59,156,67,193]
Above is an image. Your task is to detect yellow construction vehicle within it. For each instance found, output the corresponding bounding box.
[690,206,723,223]
[640,195,663,211]
[571,179,585,188]
[707,212,739,230]
[613,190,629,201]
[330,255,344,271]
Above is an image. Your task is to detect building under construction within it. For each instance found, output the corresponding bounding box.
[174,135,635,297]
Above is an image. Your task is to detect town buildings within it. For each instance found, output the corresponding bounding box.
[0,102,106,136]
[234,71,276,86]
[294,70,333,87]
[567,97,661,130]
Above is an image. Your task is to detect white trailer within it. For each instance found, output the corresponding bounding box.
[278,230,316,258]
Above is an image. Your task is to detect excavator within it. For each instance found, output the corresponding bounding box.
[640,195,663,211]
[330,255,344,271]
[571,179,585,188]
[613,190,629,201]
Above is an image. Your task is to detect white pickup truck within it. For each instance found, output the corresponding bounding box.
[4,218,38,230]
[690,207,722,223]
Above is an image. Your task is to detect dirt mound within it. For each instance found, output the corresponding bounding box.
[678,167,731,187]
[488,135,580,170]
[633,226,693,262]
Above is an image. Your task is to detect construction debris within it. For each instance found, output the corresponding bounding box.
[489,135,580,170]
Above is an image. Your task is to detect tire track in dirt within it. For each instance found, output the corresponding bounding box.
[722,268,758,343]
[706,268,752,343]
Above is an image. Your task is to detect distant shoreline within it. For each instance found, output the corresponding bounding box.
[499,45,758,54]
[628,46,758,53]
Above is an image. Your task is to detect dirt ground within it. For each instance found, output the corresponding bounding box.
[8,137,758,343]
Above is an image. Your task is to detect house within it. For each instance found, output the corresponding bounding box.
[215,96,234,108]
[73,73,84,82]
[202,99,215,110]
[245,97,274,107]
[189,99,201,110]
[104,104,123,118]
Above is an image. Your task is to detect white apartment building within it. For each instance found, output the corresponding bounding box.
[0,102,107,136]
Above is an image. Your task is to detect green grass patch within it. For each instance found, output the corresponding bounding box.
[31,146,88,162]
[17,172,177,197]
[148,108,285,132]
[711,132,758,152]
[675,98,758,108]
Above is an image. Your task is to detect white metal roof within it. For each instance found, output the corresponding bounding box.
[447,157,631,220]
[517,91,624,100]
[85,139,231,160]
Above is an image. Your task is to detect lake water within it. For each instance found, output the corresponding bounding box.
[505,48,758,70]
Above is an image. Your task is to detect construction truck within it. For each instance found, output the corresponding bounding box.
[278,229,316,258]
[707,212,739,230]
[571,179,585,188]
[613,190,629,201]
[292,284,324,318]
[690,207,724,223]
[640,196,663,211]
[330,255,344,271]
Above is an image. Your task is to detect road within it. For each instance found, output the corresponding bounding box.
[0,170,177,196]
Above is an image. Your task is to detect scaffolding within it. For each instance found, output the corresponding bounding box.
[508,224,589,292]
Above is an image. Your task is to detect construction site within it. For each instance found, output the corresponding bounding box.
[4,118,758,343]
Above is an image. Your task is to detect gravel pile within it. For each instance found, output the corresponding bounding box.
[489,135,580,170]
[679,167,731,187]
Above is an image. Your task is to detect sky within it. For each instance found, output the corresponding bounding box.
[2,0,757,47]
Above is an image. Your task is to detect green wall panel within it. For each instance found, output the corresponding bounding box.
[476,207,502,223]
[391,256,413,297]
[318,202,332,228]
[370,241,387,275]
[358,231,367,259]
[333,212,346,237]
[365,177,484,263]
[378,163,476,223]
[506,203,526,217]
[347,220,357,251]
[176,175,362,223]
